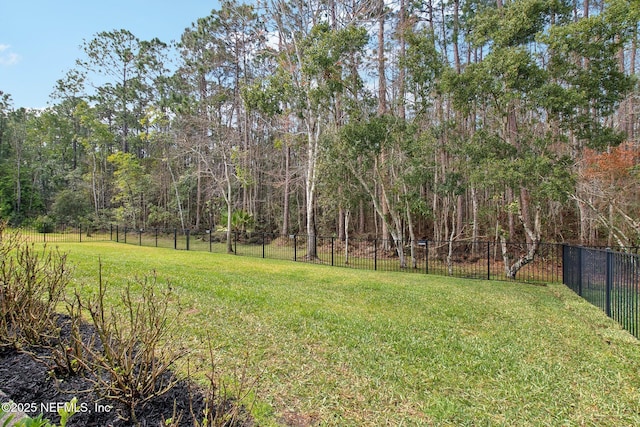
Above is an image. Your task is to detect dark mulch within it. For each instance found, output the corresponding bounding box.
[0,316,252,427]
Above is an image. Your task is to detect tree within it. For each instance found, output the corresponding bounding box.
[108,152,149,228]
[442,0,570,277]
[339,115,417,267]
[74,101,116,220]
[257,0,368,258]
[175,0,265,249]
[78,30,169,156]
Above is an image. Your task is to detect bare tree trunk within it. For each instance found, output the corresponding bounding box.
[471,186,479,255]
[630,30,637,142]
[398,0,406,121]
[501,206,542,279]
[282,144,291,236]
[344,209,350,265]
[377,1,391,250]
[577,195,589,245]
[447,220,456,276]
[338,204,345,240]
[405,185,417,269]
[224,160,234,254]
[305,116,320,259]
[452,0,461,74]
[91,153,99,217]
[195,157,202,229]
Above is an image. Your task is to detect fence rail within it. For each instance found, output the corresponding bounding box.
[14,224,639,339]
[108,226,562,284]
[15,224,111,243]
[563,245,640,339]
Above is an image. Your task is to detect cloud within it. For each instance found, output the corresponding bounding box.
[0,44,21,66]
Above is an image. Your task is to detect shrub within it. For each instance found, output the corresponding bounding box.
[73,268,188,423]
[51,189,91,225]
[0,222,71,350]
[33,215,55,233]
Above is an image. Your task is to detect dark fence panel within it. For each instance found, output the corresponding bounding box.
[15,224,111,243]
[106,227,561,284]
[563,245,640,339]
[16,222,640,339]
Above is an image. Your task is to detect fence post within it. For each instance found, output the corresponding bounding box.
[79,224,82,243]
[374,238,378,271]
[234,232,238,254]
[425,240,429,275]
[124,227,127,244]
[186,229,190,251]
[116,225,119,243]
[293,235,297,261]
[209,230,212,252]
[139,229,142,246]
[155,228,158,247]
[606,248,613,318]
[561,244,566,285]
[110,224,113,241]
[262,233,265,259]
[331,237,334,266]
[577,246,583,296]
[487,241,491,280]
[174,228,177,250]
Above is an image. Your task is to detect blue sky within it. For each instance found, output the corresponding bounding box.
[0,1,220,109]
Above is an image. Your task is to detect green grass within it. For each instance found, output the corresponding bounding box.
[52,241,640,426]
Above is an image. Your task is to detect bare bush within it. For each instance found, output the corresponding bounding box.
[191,339,259,427]
[0,222,71,350]
[74,267,188,423]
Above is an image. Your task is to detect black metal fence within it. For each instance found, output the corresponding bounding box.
[13,223,640,339]
[108,226,562,283]
[14,224,111,243]
[563,245,639,339]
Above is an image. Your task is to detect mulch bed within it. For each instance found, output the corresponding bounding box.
[0,316,252,427]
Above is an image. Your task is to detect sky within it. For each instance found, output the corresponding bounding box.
[0,1,221,109]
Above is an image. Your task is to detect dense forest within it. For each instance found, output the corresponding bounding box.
[0,0,638,255]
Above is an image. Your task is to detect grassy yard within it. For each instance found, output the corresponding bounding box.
[53,241,640,426]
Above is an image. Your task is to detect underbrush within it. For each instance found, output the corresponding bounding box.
[0,222,255,426]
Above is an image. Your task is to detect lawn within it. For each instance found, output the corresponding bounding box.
[54,241,640,426]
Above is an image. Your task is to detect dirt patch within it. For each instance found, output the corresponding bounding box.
[278,410,319,427]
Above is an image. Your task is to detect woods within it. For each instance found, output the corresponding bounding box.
[1,0,638,253]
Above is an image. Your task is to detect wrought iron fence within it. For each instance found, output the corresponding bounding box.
[563,245,640,339]
[12,224,111,243]
[108,226,562,284]
[13,223,640,339]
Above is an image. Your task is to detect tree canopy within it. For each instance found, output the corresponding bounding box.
[1,0,638,254]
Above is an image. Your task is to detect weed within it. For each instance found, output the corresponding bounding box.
[189,339,259,427]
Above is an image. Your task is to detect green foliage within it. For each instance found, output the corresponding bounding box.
[218,209,254,232]
[241,76,287,116]
[51,190,91,225]
[404,29,443,104]
[33,215,54,233]
[339,115,398,158]
[301,23,368,98]
[541,5,635,148]
[0,398,78,427]
[108,152,149,227]
[469,0,560,48]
